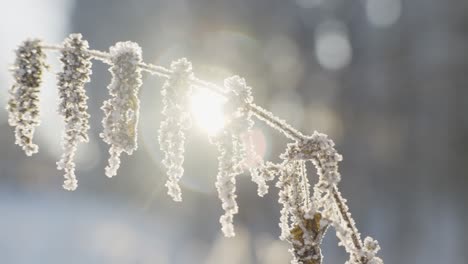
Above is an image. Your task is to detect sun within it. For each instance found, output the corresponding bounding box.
[190,88,226,135]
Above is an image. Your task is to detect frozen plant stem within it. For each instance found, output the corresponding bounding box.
[332,187,362,249]
[6,38,383,264]
[41,44,300,140]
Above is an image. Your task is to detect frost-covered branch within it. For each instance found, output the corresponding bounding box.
[223,76,273,196]
[5,36,384,264]
[41,43,303,141]
[274,154,326,264]
[284,132,383,264]
[210,75,276,236]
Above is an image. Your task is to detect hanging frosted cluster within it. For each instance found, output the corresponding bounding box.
[100,41,143,177]
[158,58,193,202]
[5,36,384,264]
[211,128,243,237]
[209,76,275,237]
[225,76,273,197]
[56,34,92,190]
[6,39,47,156]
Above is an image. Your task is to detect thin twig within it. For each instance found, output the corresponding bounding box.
[41,43,305,141]
[248,103,305,141]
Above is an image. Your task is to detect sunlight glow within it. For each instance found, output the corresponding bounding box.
[190,88,226,135]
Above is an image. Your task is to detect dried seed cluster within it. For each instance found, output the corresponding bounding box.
[56,33,92,190]
[100,41,143,177]
[158,58,194,202]
[7,39,47,156]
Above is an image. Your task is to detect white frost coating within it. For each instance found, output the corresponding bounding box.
[212,131,243,237]
[100,41,143,177]
[224,76,273,197]
[210,76,250,237]
[299,133,361,262]
[247,144,269,196]
[56,34,92,191]
[361,236,383,264]
[210,75,275,237]
[249,103,305,141]
[276,152,322,264]
[211,126,246,237]
[158,58,193,202]
[276,160,304,240]
[7,39,47,156]
[294,132,357,260]
[7,37,385,264]
[283,131,383,264]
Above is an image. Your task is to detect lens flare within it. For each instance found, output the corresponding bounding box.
[190,88,226,135]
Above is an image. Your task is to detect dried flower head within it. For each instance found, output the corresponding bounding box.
[158,58,194,202]
[55,33,93,191]
[7,39,47,156]
[100,41,143,177]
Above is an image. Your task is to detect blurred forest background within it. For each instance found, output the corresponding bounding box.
[0,0,467,263]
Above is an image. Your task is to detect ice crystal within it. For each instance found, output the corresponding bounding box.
[361,236,383,264]
[294,133,364,263]
[5,36,385,264]
[224,76,273,197]
[7,39,47,156]
[248,149,271,196]
[212,130,244,237]
[158,58,193,202]
[249,103,304,141]
[275,152,325,264]
[100,41,143,177]
[56,34,92,191]
[276,159,308,240]
[281,131,383,264]
[209,75,274,237]
[283,131,343,225]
